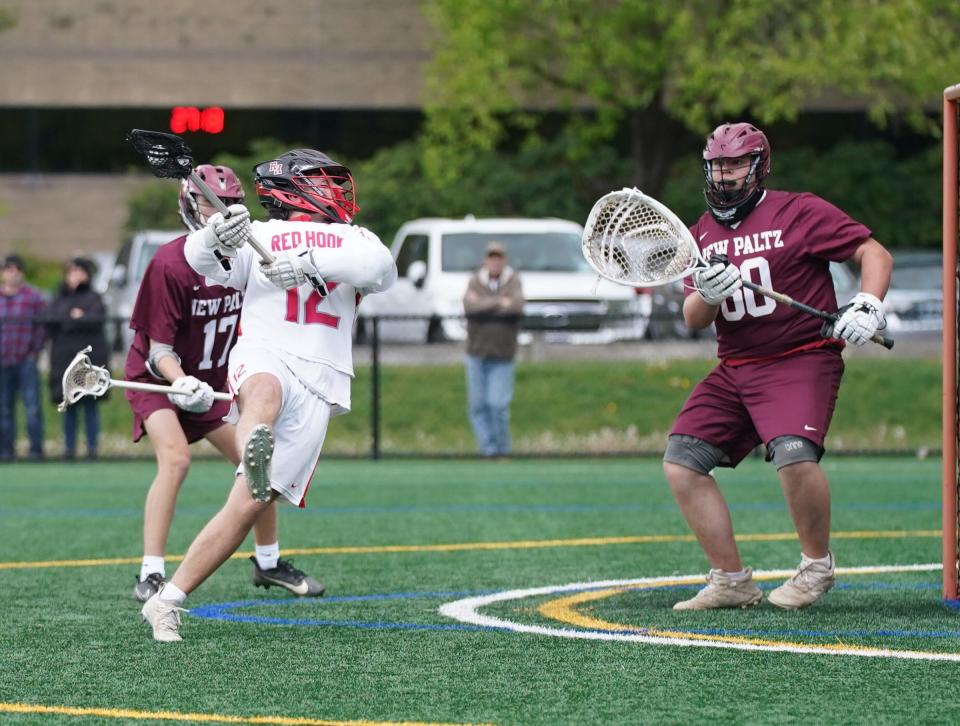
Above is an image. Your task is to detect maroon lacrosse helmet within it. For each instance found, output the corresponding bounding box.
[702,122,772,225]
[178,164,245,231]
[253,149,358,224]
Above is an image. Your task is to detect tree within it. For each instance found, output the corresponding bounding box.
[423,0,960,197]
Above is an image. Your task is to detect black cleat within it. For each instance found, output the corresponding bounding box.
[250,556,325,597]
[133,572,166,603]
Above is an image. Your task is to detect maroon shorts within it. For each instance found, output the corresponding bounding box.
[670,348,844,467]
[126,389,232,444]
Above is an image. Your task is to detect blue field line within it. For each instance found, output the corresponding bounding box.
[0,500,939,519]
[190,589,508,632]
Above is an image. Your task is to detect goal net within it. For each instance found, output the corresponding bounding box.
[944,82,960,602]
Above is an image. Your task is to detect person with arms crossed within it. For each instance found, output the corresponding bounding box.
[141,149,396,641]
[462,240,524,458]
[126,164,324,603]
[662,122,893,610]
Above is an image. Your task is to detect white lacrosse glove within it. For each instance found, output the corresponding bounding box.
[196,204,252,252]
[824,292,886,346]
[260,249,328,294]
[694,255,742,305]
[167,375,216,414]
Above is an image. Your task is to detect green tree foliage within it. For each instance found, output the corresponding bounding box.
[423,0,960,196]
[353,132,628,241]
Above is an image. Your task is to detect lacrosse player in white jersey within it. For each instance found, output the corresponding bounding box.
[141,149,396,641]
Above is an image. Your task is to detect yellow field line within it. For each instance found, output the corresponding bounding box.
[536,568,953,659]
[0,702,490,726]
[0,529,940,572]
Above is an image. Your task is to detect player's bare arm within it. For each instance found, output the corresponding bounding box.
[848,237,893,300]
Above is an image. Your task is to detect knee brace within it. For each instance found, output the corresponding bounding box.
[663,434,729,475]
[767,435,822,469]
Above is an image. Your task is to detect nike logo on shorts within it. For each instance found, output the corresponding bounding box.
[804,425,817,431]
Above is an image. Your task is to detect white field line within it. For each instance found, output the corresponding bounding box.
[438,563,960,662]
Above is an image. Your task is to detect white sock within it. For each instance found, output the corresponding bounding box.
[255,542,280,571]
[140,556,165,581]
[158,582,187,605]
[801,551,833,569]
[725,568,749,582]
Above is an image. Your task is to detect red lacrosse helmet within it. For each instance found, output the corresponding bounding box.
[253,149,358,223]
[702,122,772,225]
[178,164,245,231]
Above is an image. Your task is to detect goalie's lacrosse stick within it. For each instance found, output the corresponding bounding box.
[57,347,232,412]
[126,129,276,267]
[581,188,894,349]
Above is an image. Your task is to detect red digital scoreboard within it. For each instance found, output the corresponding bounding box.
[169,107,225,134]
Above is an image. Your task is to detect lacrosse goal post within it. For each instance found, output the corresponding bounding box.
[944,82,960,603]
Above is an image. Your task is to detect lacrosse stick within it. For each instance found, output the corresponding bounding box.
[581,188,894,349]
[57,347,232,412]
[126,129,276,267]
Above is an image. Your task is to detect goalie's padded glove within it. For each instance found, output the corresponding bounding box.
[167,375,216,414]
[694,254,742,305]
[261,249,329,294]
[821,291,886,346]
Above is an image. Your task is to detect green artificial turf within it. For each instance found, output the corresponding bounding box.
[0,456,956,725]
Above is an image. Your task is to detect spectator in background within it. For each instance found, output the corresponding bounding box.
[0,254,47,461]
[47,257,108,460]
[462,241,525,458]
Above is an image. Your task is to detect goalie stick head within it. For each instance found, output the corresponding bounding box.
[581,188,698,287]
[127,129,195,180]
[178,164,245,231]
[253,149,359,224]
[702,122,771,226]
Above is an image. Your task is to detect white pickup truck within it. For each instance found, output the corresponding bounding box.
[357,216,649,343]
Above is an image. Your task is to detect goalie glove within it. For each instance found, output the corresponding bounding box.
[196,204,253,252]
[260,249,329,295]
[821,291,886,346]
[694,254,742,306]
[167,375,216,414]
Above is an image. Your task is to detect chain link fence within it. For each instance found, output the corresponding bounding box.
[0,313,941,461]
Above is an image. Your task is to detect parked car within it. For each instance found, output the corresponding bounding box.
[880,250,942,332]
[357,216,650,343]
[102,230,179,352]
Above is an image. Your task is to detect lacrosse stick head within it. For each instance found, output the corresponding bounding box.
[581,188,700,287]
[58,346,111,412]
[127,129,195,180]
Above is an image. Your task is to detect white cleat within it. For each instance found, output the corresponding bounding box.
[673,568,763,610]
[768,553,835,610]
[243,424,275,503]
[141,592,187,642]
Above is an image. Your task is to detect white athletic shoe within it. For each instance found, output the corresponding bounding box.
[673,568,763,610]
[768,553,835,610]
[244,424,275,503]
[141,591,188,642]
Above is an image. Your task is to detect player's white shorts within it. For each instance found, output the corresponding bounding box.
[227,341,332,507]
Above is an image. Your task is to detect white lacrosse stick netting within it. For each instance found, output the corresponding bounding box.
[58,347,110,412]
[581,187,700,287]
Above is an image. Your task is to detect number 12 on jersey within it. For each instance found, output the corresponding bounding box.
[284,284,341,328]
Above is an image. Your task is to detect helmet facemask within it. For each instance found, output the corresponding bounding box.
[255,151,359,224]
[703,153,762,219]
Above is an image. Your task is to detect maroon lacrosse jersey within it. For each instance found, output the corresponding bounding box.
[124,236,243,391]
[687,190,871,361]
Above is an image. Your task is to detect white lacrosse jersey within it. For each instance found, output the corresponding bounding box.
[184,217,396,410]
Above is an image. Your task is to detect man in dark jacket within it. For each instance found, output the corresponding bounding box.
[462,241,525,457]
[47,256,108,459]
